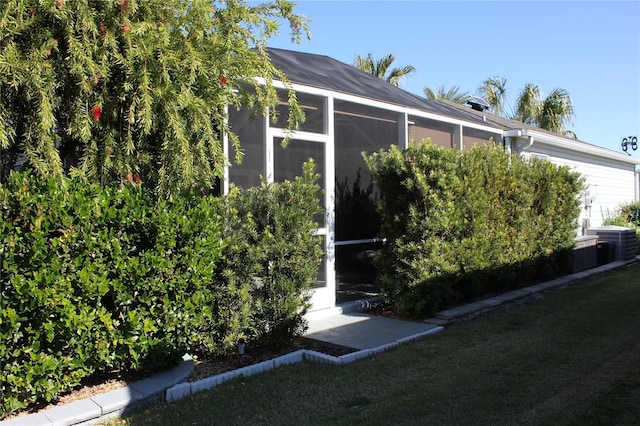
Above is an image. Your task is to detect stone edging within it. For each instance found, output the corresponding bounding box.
[166,326,445,403]
[1,355,194,426]
[430,259,637,326]
[1,328,445,426]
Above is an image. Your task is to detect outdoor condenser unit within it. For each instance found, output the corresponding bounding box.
[586,226,637,262]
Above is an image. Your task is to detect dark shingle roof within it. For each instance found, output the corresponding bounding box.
[265,48,488,124]
[266,48,632,160]
[434,98,584,141]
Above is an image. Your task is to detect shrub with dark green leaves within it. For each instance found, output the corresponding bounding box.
[365,142,584,317]
[1,173,115,414]
[213,160,323,350]
[0,164,322,417]
[0,171,224,415]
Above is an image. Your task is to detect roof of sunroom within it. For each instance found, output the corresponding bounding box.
[265,48,489,125]
[265,48,639,166]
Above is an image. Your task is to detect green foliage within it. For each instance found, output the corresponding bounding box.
[0,165,321,417]
[213,160,323,349]
[423,85,469,104]
[477,77,576,138]
[353,53,415,87]
[365,142,584,317]
[0,0,310,196]
[605,201,640,227]
[0,171,223,414]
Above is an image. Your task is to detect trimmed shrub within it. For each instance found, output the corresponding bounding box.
[0,172,225,414]
[0,163,322,416]
[212,160,323,350]
[1,173,119,413]
[365,142,584,317]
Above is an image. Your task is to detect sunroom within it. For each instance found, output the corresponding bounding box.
[223,48,504,312]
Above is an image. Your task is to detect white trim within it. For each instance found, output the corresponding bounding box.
[636,168,640,202]
[455,124,463,151]
[309,94,337,311]
[222,105,230,195]
[270,128,329,143]
[265,113,274,183]
[399,112,409,148]
[505,129,640,166]
[257,77,503,135]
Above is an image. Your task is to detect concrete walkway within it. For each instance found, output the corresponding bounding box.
[305,304,441,350]
[306,312,441,350]
[2,258,635,426]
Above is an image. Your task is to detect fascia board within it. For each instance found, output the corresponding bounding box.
[511,128,640,166]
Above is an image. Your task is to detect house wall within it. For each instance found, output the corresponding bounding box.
[521,144,637,233]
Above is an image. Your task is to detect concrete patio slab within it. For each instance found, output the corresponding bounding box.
[305,312,442,350]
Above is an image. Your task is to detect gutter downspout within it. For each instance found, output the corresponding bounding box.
[633,166,640,202]
[520,135,535,154]
[503,130,533,155]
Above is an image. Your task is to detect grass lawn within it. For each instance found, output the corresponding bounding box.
[108,263,640,425]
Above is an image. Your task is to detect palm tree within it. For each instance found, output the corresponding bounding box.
[479,77,576,138]
[477,76,509,116]
[515,84,575,137]
[354,53,415,87]
[514,83,542,125]
[423,85,469,104]
[539,88,575,136]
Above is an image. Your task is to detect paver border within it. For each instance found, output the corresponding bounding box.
[432,259,636,325]
[165,325,445,403]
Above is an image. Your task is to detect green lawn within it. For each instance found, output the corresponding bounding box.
[110,264,640,425]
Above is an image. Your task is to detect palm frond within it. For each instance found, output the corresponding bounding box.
[375,54,396,79]
[386,65,416,87]
[539,87,574,134]
[354,53,415,87]
[354,53,374,75]
[478,76,508,116]
[423,85,469,104]
[515,83,542,124]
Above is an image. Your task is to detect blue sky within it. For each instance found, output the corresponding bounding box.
[260,0,640,155]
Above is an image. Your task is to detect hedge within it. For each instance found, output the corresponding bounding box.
[365,142,584,318]
[0,163,321,417]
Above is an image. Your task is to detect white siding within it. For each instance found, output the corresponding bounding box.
[522,144,636,233]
